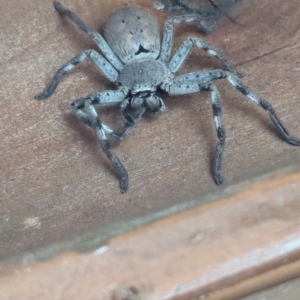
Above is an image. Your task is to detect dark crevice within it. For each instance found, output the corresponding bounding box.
[208,0,244,27]
[235,43,298,67]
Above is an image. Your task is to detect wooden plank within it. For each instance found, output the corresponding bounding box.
[1,167,300,299]
[1,0,300,262]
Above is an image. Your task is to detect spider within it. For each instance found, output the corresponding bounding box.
[36,1,300,193]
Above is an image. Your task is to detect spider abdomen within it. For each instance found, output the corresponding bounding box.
[118,59,166,93]
[104,7,161,64]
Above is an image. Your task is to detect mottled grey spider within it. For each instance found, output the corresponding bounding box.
[36,1,300,193]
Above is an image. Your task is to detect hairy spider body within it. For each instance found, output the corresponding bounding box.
[118,60,168,93]
[36,1,300,193]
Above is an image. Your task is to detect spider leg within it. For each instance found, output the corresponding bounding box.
[174,69,226,84]
[35,49,118,100]
[72,89,145,142]
[82,99,129,193]
[72,88,128,138]
[175,70,300,146]
[160,17,216,63]
[208,83,225,185]
[224,72,300,146]
[53,1,123,71]
[117,99,146,140]
[162,81,225,184]
[167,34,243,77]
[160,20,174,62]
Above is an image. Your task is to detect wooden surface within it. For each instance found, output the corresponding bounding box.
[1,0,300,261]
[240,277,300,300]
[1,167,300,299]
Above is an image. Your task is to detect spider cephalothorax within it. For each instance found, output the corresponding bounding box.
[36,1,300,193]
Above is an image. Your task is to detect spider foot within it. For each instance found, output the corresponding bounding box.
[286,136,300,146]
[35,92,49,100]
[53,1,66,15]
[119,176,129,193]
[107,149,129,193]
[213,172,223,185]
[235,71,245,79]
